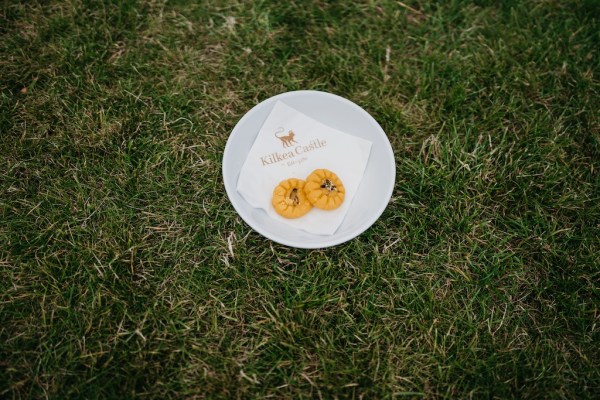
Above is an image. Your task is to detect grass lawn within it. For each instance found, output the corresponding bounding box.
[1,0,599,398]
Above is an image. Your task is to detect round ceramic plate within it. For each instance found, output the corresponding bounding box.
[222,90,395,249]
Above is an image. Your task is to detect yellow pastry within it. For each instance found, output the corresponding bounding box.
[304,169,345,210]
[272,178,313,219]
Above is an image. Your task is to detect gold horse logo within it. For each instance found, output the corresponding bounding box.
[275,127,297,148]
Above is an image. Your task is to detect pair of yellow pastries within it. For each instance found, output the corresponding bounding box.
[272,169,345,219]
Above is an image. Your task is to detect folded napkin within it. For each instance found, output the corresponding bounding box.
[236,101,372,235]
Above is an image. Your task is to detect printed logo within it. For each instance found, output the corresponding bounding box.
[259,126,327,167]
[274,126,297,148]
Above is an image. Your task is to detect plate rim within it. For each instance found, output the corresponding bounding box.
[222,90,395,249]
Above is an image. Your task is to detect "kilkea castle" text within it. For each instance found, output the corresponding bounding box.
[260,139,327,166]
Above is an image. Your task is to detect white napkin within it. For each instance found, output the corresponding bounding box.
[236,101,372,235]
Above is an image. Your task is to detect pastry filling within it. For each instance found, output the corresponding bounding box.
[320,179,337,192]
[289,188,300,205]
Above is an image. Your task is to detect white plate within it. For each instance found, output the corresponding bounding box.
[222,90,395,249]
